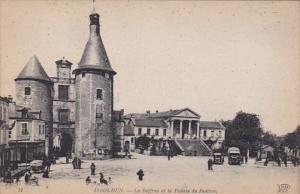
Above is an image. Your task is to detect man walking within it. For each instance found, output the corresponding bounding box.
[137,169,144,181]
[90,163,96,176]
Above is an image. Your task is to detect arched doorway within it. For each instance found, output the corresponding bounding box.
[60,133,73,156]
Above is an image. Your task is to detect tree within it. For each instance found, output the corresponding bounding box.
[284,126,300,149]
[223,111,263,156]
[135,134,151,149]
[262,131,277,147]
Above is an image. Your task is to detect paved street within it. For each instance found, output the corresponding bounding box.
[1,153,299,194]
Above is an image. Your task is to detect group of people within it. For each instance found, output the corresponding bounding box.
[72,157,82,169]
[85,164,112,186]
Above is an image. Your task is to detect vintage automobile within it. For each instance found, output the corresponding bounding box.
[30,160,45,173]
[228,147,241,165]
[212,152,224,164]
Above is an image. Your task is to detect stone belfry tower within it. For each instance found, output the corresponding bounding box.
[73,9,116,158]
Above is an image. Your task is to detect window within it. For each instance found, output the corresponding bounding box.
[147,128,151,135]
[25,87,31,96]
[163,129,167,136]
[203,130,207,137]
[58,85,69,100]
[21,123,28,135]
[43,125,45,134]
[138,128,142,135]
[155,128,159,136]
[82,72,86,77]
[58,109,69,122]
[39,125,41,134]
[131,137,134,144]
[219,130,222,137]
[211,130,214,137]
[96,89,103,100]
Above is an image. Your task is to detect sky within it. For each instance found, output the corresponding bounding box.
[0,0,299,135]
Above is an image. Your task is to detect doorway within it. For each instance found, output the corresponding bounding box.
[60,133,73,156]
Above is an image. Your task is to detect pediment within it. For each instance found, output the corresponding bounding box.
[174,109,199,118]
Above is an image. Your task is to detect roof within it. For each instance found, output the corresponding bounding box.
[16,55,52,83]
[74,13,116,75]
[199,121,225,129]
[124,108,200,119]
[124,124,135,136]
[55,58,72,67]
[135,118,168,128]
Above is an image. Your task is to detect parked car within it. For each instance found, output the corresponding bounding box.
[213,152,224,164]
[30,160,44,173]
[228,147,241,165]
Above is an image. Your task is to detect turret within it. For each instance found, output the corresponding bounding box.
[15,55,53,154]
[73,10,116,158]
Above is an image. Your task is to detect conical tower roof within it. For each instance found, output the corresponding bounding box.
[74,11,116,75]
[15,55,52,83]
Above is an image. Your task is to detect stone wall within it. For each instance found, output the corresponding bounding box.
[75,71,114,158]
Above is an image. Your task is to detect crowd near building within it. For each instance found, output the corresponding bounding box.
[0,9,226,176]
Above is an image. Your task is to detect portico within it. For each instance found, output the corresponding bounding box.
[169,119,200,139]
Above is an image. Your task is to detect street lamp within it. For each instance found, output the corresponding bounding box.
[24,131,30,169]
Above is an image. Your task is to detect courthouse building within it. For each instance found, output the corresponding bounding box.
[124,108,225,154]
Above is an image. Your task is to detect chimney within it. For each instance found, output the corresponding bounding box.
[146,110,150,115]
[156,110,159,113]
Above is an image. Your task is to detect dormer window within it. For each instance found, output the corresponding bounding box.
[25,87,31,96]
[82,72,86,77]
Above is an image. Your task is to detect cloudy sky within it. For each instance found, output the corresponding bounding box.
[0,1,299,135]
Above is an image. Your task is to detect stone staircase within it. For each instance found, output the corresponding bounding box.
[174,139,212,156]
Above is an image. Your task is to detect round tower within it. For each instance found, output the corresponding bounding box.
[15,55,54,154]
[73,10,116,159]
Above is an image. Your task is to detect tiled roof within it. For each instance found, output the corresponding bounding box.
[124,108,199,119]
[16,55,52,83]
[74,12,116,74]
[199,121,225,129]
[135,118,168,128]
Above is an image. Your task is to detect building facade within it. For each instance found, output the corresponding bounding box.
[124,108,225,151]
[8,9,118,160]
[51,58,76,156]
[0,97,10,177]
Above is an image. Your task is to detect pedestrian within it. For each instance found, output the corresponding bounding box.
[108,177,112,184]
[208,159,213,170]
[72,157,77,169]
[277,158,281,167]
[66,153,69,164]
[136,169,144,181]
[43,169,49,178]
[99,173,108,185]
[283,153,288,167]
[90,163,96,176]
[167,147,171,161]
[264,158,268,166]
[85,176,91,185]
[245,155,248,163]
[46,158,51,172]
[78,158,82,169]
[24,170,31,183]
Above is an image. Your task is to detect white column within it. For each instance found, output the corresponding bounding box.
[170,120,174,138]
[188,120,191,138]
[179,120,183,139]
[196,122,200,139]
